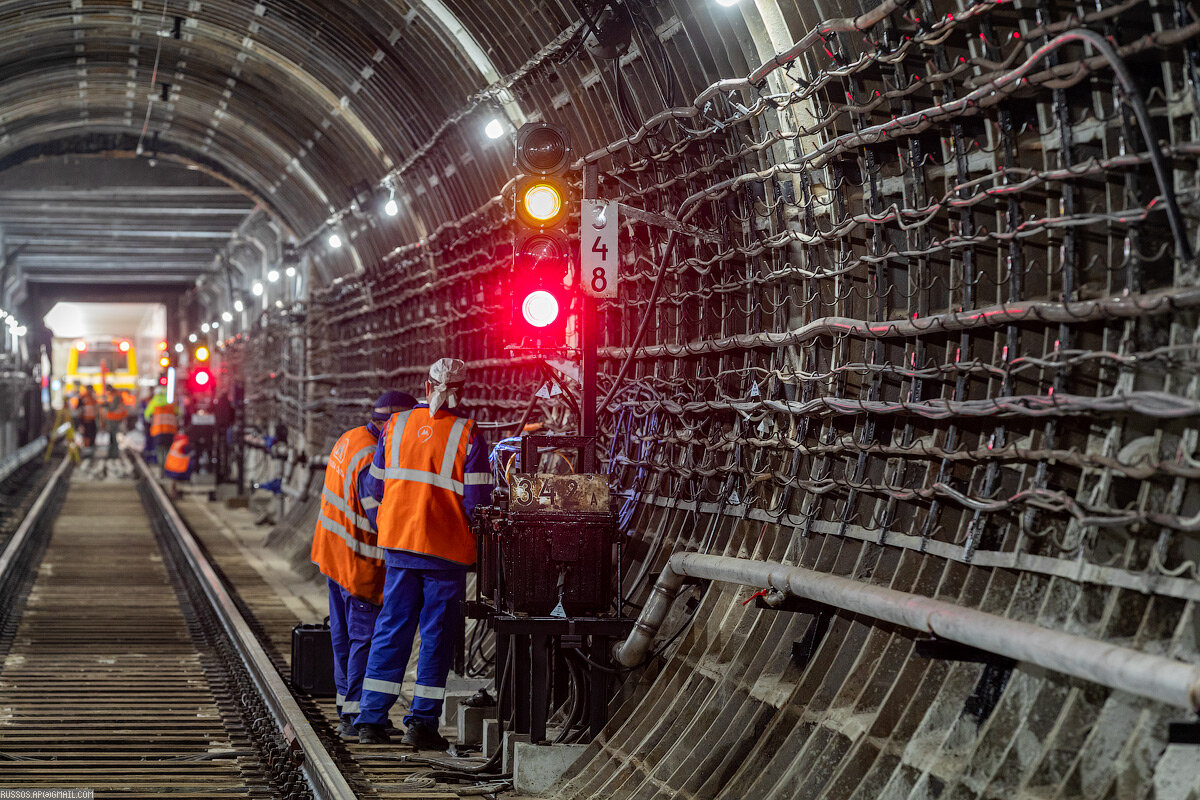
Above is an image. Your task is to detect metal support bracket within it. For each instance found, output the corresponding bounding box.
[617,203,722,244]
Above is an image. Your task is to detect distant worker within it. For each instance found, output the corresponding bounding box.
[162,431,193,499]
[144,388,179,473]
[77,385,99,455]
[356,358,493,748]
[120,388,138,431]
[102,384,127,460]
[310,391,417,740]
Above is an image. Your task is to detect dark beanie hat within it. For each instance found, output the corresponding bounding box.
[372,390,417,421]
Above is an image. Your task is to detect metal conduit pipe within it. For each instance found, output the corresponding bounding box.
[615,552,1200,712]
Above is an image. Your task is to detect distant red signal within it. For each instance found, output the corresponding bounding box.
[188,366,214,393]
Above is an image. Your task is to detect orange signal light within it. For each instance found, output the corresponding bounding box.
[194,345,210,362]
[159,356,170,368]
[519,182,564,223]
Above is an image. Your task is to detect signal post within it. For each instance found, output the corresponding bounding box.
[468,125,630,746]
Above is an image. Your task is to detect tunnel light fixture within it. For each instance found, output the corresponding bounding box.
[328,232,343,249]
[201,323,210,333]
[715,0,740,5]
[384,184,399,217]
[274,300,284,308]
[222,311,233,322]
[267,269,280,283]
[234,299,245,312]
[13,326,25,337]
[485,118,505,139]
[252,281,264,296]
[211,321,220,329]
[285,266,296,278]
[174,343,184,353]
[188,333,198,343]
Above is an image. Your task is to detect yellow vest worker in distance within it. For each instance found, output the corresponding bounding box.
[310,390,416,741]
[356,358,494,749]
[144,389,179,474]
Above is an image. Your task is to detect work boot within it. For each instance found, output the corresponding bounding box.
[338,716,357,740]
[400,721,449,751]
[357,723,390,744]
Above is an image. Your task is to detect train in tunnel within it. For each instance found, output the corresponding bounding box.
[0,0,1198,797]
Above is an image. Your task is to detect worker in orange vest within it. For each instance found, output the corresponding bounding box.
[102,384,128,460]
[120,389,138,431]
[144,389,179,475]
[77,385,99,454]
[162,432,193,498]
[355,358,493,748]
[310,390,416,740]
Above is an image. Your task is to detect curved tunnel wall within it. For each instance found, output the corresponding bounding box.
[60,0,1200,796]
[194,2,1200,798]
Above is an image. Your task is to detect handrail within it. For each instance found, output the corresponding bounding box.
[132,452,357,800]
[616,552,1200,712]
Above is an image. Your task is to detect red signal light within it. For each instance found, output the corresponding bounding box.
[521,290,560,328]
[159,374,168,386]
[189,366,214,392]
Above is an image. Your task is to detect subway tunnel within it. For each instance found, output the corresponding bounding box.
[0,0,1198,798]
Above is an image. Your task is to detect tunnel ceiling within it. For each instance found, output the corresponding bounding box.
[0,156,256,289]
[0,0,572,247]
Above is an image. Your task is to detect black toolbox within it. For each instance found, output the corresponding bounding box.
[290,621,336,696]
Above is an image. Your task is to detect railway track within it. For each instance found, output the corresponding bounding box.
[0,453,506,800]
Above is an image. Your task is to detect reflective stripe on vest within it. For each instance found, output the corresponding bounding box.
[373,408,476,564]
[311,427,386,604]
[150,404,178,437]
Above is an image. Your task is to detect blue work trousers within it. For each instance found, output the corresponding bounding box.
[357,566,465,727]
[326,578,381,718]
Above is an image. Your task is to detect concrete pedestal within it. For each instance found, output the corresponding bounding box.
[456,703,494,745]
[513,742,588,796]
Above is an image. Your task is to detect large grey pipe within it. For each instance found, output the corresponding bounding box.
[615,552,1200,712]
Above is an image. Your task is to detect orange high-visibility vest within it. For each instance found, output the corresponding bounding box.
[105,399,128,423]
[311,426,386,604]
[150,403,178,437]
[79,396,98,423]
[371,408,477,565]
[163,437,191,478]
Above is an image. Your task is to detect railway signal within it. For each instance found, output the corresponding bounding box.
[511,122,571,342]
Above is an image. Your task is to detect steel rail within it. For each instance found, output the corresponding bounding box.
[0,453,69,589]
[131,452,358,800]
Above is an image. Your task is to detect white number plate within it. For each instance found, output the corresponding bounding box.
[580,200,618,298]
